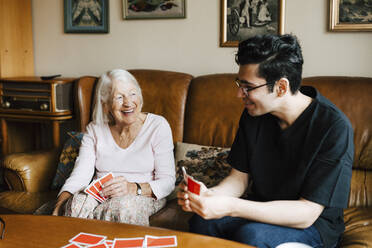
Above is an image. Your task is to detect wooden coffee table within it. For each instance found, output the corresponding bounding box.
[0,214,253,247]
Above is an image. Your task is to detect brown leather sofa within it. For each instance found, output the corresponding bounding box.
[0,70,371,247]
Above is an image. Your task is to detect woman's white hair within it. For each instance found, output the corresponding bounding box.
[92,69,143,125]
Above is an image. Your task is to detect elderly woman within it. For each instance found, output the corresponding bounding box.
[52,69,175,225]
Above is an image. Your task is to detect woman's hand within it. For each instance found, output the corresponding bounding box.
[101,176,136,198]
[52,191,72,216]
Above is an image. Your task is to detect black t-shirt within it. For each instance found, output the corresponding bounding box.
[227,86,354,248]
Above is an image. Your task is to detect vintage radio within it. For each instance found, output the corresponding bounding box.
[0,77,75,116]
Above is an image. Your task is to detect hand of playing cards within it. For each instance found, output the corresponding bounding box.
[182,167,204,196]
[84,172,114,203]
[62,232,177,248]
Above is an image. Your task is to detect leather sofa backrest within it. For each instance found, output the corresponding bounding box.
[129,70,193,143]
[75,76,98,132]
[302,76,372,207]
[183,74,244,148]
[74,70,193,143]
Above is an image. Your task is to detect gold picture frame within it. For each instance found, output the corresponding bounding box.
[122,0,186,20]
[329,0,372,31]
[220,0,285,47]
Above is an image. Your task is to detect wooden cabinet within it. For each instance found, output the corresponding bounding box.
[0,0,34,78]
[0,0,35,188]
[0,77,76,155]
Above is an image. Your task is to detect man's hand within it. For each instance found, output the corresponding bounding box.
[177,181,208,211]
[101,176,135,198]
[177,182,193,212]
[188,193,233,219]
[177,180,232,219]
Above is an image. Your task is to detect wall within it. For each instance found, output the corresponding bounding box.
[32,0,372,78]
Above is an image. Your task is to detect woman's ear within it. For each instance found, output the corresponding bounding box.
[276,78,289,97]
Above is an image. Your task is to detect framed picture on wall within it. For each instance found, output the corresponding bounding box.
[122,0,186,19]
[64,0,109,33]
[329,0,372,31]
[220,0,285,47]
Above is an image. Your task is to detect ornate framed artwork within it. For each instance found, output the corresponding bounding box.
[220,0,285,47]
[122,0,186,20]
[64,0,109,33]
[329,0,372,31]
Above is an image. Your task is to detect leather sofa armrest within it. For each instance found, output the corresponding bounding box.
[2,149,60,193]
[150,199,193,231]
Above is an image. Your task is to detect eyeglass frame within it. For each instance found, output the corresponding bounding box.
[235,78,276,95]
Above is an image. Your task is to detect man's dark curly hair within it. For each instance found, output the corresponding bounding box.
[235,34,304,94]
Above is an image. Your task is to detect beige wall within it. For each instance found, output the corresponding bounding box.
[32,0,372,78]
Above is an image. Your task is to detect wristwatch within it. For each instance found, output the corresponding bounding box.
[135,183,142,196]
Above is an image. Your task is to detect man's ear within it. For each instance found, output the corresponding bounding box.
[276,78,289,97]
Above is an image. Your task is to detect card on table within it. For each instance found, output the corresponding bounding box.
[69,232,107,246]
[87,243,109,248]
[112,237,144,248]
[145,235,177,248]
[61,243,84,248]
[105,240,114,247]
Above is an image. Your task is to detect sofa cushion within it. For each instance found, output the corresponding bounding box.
[167,142,231,200]
[341,207,372,246]
[50,132,84,190]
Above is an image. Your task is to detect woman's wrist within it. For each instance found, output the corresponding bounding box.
[131,182,138,195]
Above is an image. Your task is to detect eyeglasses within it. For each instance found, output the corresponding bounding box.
[0,217,5,240]
[235,78,275,95]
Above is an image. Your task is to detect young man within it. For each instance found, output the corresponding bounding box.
[177,34,354,248]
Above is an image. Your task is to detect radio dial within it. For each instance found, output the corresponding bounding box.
[40,103,49,110]
[2,101,10,108]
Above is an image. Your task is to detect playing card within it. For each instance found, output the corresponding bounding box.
[84,172,114,202]
[89,184,106,201]
[187,176,201,195]
[87,243,109,248]
[112,237,144,248]
[105,240,114,248]
[61,243,84,248]
[98,172,114,187]
[182,166,188,185]
[182,166,202,195]
[145,235,177,248]
[84,187,104,203]
[69,232,107,246]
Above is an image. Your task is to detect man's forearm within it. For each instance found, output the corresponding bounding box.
[209,168,248,197]
[228,197,324,229]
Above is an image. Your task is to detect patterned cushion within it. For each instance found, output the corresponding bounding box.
[167,142,231,200]
[50,131,84,190]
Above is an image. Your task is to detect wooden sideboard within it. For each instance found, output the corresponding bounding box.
[0,77,76,155]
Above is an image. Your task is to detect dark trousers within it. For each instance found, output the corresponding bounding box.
[189,214,323,248]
